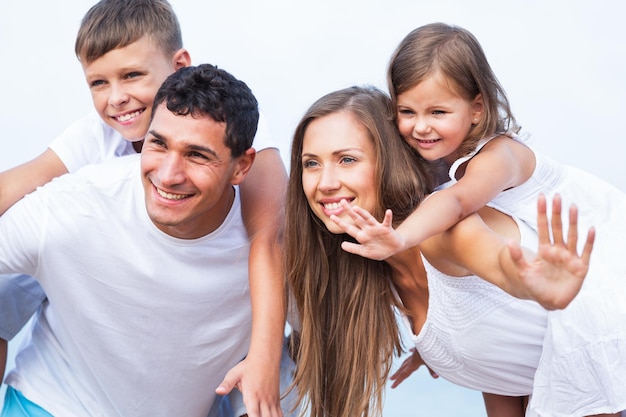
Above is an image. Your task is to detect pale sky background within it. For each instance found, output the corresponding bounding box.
[1,0,625,415]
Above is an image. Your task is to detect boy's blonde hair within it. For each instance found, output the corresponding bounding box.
[75,0,182,63]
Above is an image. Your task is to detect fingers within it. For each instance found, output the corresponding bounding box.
[581,227,595,265]
[215,375,237,395]
[566,203,579,253]
[536,193,549,244]
[550,194,564,245]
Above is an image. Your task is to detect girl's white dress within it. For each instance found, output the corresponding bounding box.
[446,135,626,416]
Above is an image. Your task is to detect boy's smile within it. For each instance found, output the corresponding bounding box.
[81,35,187,143]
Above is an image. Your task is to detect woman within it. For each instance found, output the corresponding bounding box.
[285,86,599,417]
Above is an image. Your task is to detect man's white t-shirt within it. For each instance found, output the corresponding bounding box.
[0,110,276,339]
[0,154,252,417]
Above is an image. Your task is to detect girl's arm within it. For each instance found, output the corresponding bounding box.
[216,148,287,417]
[428,194,594,309]
[0,148,68,215]
[337,136,534,260]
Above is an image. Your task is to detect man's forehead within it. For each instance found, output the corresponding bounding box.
[149,104,227,148]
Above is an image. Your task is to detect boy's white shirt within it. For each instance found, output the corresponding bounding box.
[49,111,277,173]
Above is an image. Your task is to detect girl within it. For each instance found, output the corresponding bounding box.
[334,23,626,416]
[286,85,595,417]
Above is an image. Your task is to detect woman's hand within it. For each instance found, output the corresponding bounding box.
[389,348,438,389]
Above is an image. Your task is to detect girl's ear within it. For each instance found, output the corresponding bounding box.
[471,93,484,122]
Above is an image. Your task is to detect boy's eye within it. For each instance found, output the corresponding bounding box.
[89,79,106,88]
[125,71,143,80]
[432,110,446,115]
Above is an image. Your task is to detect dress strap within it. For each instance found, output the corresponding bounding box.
[448,136,495,182]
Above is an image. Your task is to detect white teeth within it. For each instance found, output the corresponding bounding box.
[323,202,342,210]
[116,110,142,122]
[157,188,190,200]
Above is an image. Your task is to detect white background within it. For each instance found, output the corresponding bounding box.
[1,0,625,415]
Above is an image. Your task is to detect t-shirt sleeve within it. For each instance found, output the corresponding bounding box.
[252,111,279,153]
[48,112,135,173]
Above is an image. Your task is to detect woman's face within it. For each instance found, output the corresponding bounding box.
[301,111,378,234]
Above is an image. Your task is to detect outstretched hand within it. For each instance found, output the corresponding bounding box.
[506,194,595,310]
[330,200,405,261]
[216,356,283,417]
[390,348,438,389]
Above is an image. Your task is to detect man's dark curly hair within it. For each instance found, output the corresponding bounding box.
[152,64,259,158]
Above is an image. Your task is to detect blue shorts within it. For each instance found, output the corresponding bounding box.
[1,387,53,417]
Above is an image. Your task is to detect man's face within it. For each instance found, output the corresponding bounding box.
[140,103,254,239]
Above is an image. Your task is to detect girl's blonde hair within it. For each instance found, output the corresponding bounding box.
[286,86,433,417]
[388,22,520,157]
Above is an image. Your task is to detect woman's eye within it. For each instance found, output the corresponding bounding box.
[303,160,319,169]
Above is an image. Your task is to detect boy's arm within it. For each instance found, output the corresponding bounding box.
[0,148,68,215]
[1,338,6,384]
[217,148,287,417]
[337,136,533,260]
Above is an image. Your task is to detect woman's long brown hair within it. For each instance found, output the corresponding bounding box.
[285,86,433,417]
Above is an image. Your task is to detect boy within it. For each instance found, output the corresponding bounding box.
[0,1,287,415]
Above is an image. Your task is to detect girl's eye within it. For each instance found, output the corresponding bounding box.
[398,109,414,115]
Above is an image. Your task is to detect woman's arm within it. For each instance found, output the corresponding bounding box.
[0,148,68,215]
[216,148,288,417]
[483,393,528,417]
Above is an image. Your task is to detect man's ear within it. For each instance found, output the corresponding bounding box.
[230,148,256,185]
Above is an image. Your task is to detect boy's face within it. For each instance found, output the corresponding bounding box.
[81,36,188,143]
[140,103,254,240]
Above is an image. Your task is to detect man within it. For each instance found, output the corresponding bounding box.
[0,64,258,417]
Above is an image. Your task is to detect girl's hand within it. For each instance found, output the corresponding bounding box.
[390,348,438,388]
[506,194,595,310]
[331,200,406,261]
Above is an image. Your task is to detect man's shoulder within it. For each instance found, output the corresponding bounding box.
[73,153,140,184]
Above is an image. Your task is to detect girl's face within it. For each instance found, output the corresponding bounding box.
[395,73,483,165]
[301,111,378,235]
